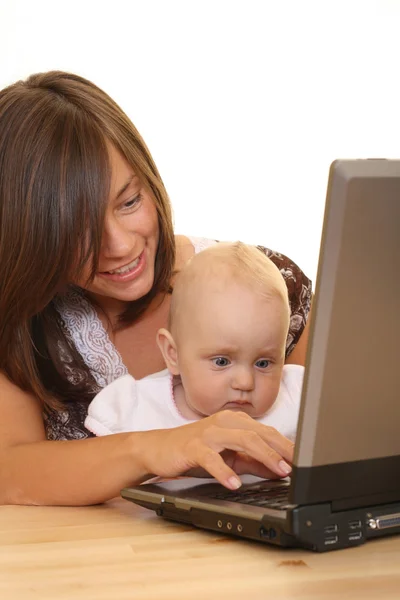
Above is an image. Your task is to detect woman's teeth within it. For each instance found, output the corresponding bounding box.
[108,256,140,275]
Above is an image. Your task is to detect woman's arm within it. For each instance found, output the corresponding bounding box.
[0,373,152,505]
[0,373,294,506]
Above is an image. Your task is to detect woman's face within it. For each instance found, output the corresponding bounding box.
[77,145,160,310]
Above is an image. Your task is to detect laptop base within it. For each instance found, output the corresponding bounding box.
[121,478,400,552]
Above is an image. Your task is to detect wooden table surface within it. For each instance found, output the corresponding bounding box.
[0,497,399,600]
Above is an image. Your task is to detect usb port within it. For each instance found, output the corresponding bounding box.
[348,520,361,530]
[324,524,338,534]
[348,531,362,541]
[324,535,338,545]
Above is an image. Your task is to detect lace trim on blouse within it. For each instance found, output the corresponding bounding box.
[54,288,127,389]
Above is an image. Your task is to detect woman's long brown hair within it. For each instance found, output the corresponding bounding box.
[0,71,175,408]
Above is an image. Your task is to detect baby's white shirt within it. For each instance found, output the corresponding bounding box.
[85,364,304,441]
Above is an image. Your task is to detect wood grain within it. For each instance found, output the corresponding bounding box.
[0,498,399,599]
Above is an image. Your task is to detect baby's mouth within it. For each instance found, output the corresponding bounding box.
[224,400,252,409]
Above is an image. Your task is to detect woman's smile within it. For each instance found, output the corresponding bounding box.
[98,250,146,283]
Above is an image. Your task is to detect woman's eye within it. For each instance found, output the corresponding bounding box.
[212,357,230,367]
[123,193,142,209]
[255,359,270,369]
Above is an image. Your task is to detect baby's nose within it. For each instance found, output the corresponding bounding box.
[231,367,254,391]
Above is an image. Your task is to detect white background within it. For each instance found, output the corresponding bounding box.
[1,0,399,283]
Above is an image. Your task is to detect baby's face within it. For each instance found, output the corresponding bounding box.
[175,283,288,419]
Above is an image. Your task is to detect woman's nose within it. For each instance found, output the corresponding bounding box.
[101,217,132,258]
[231,367,254,391]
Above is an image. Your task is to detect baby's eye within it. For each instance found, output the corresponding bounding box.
[255,359,270,369]
[212,357,230,367]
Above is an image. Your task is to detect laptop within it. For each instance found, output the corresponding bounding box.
[121,159,400,552]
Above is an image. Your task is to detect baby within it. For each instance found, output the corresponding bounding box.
[85,242,304,440]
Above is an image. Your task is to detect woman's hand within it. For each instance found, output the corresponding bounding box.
[139,410,294,490]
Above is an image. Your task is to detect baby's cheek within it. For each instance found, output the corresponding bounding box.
[260,379,281,410]
[194,388,223,416]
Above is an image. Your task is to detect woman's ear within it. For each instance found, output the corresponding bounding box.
[157,328,180,375]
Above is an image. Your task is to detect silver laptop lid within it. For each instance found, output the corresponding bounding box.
[291,159,400,507]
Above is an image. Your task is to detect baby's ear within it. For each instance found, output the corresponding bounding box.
[157,328,180,375]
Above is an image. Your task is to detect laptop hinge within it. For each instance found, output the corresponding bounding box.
[331,488,400,512]
[291,458,400,508]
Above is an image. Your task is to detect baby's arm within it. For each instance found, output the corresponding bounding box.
[85,375,139,435]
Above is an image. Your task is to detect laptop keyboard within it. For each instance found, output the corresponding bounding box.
[211,483,291,510]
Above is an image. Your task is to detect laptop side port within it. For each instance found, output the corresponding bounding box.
[260,526,277,540]
[324,524,338,534]
[324,535,338,546]
[348,531,362,542]
[368,512,400,530]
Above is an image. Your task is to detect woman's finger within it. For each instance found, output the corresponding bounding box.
[213,411,295,463]
[226,451,286,480]
[186,452,281,481]
[199,427,292,478]
[193,445,243,490]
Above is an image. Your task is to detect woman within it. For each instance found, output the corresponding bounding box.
[0,71,312,506]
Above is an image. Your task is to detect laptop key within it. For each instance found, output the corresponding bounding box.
[211,486,290,510]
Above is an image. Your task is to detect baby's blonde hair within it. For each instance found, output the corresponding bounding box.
[169,241,290,334]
